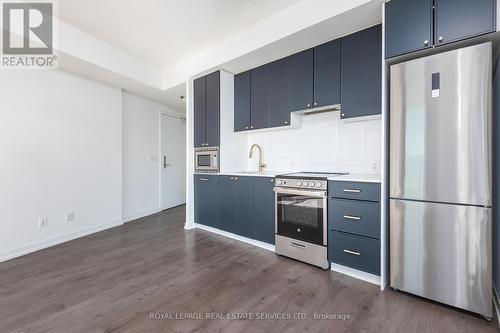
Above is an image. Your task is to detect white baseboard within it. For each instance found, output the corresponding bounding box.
[194,223,275,252]
[331,263,381,286]
[493,285,500,326]
[0,218,123,263]
[123,207,162,223]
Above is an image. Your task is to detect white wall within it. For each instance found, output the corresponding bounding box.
[122,91,184,222]
[246,113,382,174]
[0,70,123,262]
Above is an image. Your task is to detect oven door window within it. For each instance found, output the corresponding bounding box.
[277,192,324,245]
[197,154,211,167]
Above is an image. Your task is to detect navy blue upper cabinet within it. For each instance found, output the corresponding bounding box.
[254,177,275,244]
[269,58,292,127]
[205,71,220,147]
[250,65,270,130]
[234,71,251,132]
[385,0,433,58]
[193,76,206,148]
[313,39,341,107]
[193,71,220,147]
[289,49,314,111]
[434,0,496,46]
[385,0,496,59]
[194,175,220,228]
[341,25,382,119]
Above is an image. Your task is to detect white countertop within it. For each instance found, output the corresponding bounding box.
[218,170,290,177]
[217,171,381,182]
[328,173,381,183]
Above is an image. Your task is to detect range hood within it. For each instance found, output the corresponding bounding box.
[292,104,341,116]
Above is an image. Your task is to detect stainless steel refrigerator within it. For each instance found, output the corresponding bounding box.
[389,42,492,319]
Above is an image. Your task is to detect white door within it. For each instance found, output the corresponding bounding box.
[160,113,186,209]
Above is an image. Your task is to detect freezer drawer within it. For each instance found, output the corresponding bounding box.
[390,199,492,318]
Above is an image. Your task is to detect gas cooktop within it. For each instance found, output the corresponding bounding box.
[275,172,349,190]
[277,172,349,180]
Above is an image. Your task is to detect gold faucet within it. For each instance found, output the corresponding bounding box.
[249,144,266,173]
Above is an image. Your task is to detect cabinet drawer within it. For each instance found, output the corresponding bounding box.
[329,231,380,275]
[329,181,380,202]
[330,199,380,239]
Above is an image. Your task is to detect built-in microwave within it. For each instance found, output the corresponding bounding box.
[194,147,219,173]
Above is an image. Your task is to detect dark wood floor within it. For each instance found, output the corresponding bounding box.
[0,205,497,333]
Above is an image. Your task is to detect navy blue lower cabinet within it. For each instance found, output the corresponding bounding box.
[234,176,256,239]
[219,175,236,233]
[329,231,380,275]
[329,198,380,239]
[329,181,381,202]
[254,177,276,244]
[194,175,220,228]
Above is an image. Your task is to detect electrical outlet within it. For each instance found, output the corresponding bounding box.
[66,212,74,222]
[38,217,48,228]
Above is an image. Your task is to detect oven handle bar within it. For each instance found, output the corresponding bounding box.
[273,187,327,198]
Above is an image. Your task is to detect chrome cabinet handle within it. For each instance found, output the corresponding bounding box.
[343,249,361,256]
[245,126,249,129]
[234,177,239,180]
[250,125,254,129]
[342,189,361,193]
[314,102,318,106]
[270,179,274,183]
[438,36,444,43]
[284,121,289,125]
[343,215,361,221]
[306,104,311,107]
[163,155,167,169]
[424,40,429,46]
[200,178,209,181]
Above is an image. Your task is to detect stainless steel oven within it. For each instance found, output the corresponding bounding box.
[274,173,338,270]
[194,146,219,173]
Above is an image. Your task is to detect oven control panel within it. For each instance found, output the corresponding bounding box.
[275,178,327,189]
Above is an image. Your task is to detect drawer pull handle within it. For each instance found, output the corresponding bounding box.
[343,189,361,193]
[343,249,361,256]
[343,215,361,221]
[291,242,306,249]
[200,178,209,181]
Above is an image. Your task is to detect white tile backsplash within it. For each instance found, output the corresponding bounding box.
[246,112,382,174]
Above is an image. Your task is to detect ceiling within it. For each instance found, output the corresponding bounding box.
[57,0,301,69]
[53,0,383,111]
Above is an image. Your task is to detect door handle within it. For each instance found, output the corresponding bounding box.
[343,249,361,256]
[200,178,209,181]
